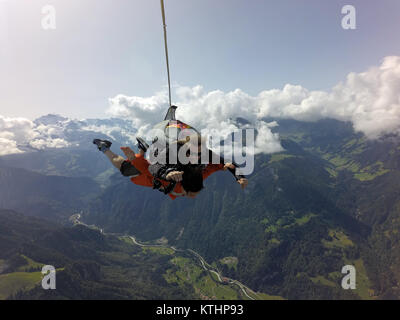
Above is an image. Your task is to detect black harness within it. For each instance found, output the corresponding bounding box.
[152,178,177,195]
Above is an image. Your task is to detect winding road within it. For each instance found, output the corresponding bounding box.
[129,236,256,300]
[72,214,256,300]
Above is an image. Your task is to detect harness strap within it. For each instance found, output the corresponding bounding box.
[153,178,177,195]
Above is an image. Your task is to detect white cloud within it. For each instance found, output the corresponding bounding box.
[107,93,167,134]
[0,115,70,155]
[253,121,284,155]
[80,124,137,143]
[256,56,400,139]
[0,137,23,156]
[0,114,139,156]
[107,87,278,154]
[0,115,37,144]
[29,138,70,150]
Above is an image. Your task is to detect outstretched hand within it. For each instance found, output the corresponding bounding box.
[120,146,136,161]
[224,163,248,189]
[237,178,248,189]
[166,171,184,182]
[223,163,236,171]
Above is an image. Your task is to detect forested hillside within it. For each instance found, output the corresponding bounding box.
[85,119,400,299]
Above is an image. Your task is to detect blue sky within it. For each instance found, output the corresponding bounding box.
[1,0,400,119]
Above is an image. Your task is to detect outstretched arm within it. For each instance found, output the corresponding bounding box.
[223,163,248,189]
[205,149,248,189]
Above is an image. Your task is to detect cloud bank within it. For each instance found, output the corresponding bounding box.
[0,115,70,155]
[107,56,400,153]
[0,114,138,156]
[1,56,399,156]
[257,56,400,139]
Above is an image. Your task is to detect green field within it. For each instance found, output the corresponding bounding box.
[322,229,354,248]
[0,272,42,300]
[220,257,238,271]
[142,246,175,255]
[310,275,337,288]
[164,256,239,299]
[16,255,44,272]
[344,259,375,300]
[254,292,285,300]
[269,153,295,163]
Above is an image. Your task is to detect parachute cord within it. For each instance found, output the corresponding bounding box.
[160,0,172,108]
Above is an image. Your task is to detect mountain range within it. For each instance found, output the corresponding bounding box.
[1,115,400,299]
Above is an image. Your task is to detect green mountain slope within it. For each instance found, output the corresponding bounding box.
[84,119,400,299]
[0,166,100,222]
[1,210,270,300]
[2,118,400,299]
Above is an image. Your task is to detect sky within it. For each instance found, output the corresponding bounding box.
[1,0,400,120]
